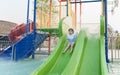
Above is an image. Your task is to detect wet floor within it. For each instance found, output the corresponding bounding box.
[108,60,120,75]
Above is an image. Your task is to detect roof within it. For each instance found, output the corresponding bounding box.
[0,20,17,36]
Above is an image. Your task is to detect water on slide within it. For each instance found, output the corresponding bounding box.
[32,32,107,75]
[45,41,72,75]
[32,30,83,75]
[78,36,101,75]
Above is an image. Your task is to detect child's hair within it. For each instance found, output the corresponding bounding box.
[68,28,74,33]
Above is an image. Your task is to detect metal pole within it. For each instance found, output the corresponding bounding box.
[48,32,51,55]
[32,0,37,59]
[104,0,109,63]
[33,0,37,33]
[111,37,113,62]
[26,0,30,34]
[80,0,82,29]
[49,0,52,28]
[66,0,69,16]
[70,1,101,4]
[75,0,77,29]
[59,2,61,20]
[41,4,42,28]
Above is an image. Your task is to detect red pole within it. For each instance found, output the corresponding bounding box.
[59,2,61,20]
[80,0,82,29]
[48,32,51,55]
[49,0,52,28]
[75,0,77,29]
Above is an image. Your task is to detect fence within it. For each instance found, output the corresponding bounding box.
[108,34,120,62]
[0,36,11,53]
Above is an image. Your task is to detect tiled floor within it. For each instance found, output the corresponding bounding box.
[108,50,120,75]
[108,61,120,75]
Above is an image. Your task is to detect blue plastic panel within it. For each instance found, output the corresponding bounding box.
[0,32,48,61]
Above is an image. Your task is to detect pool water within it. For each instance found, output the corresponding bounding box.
[0,55,47,75]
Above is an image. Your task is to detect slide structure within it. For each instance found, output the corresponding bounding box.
[0,32,47,61]
[0,17,68,61]
[31,16,108,75]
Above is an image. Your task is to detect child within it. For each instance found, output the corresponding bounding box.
[62,28,77,53]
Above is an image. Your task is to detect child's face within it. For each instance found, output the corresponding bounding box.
[69,30,73,35]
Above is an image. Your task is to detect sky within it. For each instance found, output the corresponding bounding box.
[0,0,33,24]
[0,0,120,32]
[108,0,120,32]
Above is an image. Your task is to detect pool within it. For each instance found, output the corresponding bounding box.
[0,55,47,75]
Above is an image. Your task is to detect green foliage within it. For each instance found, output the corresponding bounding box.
[116,34,120,49]
[100,15,105,36]
[109,33,120,49]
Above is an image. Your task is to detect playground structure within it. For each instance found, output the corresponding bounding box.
[0,0,109,75]
[31,0,108,75]
[0,21,48,60]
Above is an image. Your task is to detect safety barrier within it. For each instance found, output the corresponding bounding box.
[0,36,11,53]
[8,22,34,43]
[13,33,48,61]
[0,33,48,61]
[108,36,120,62]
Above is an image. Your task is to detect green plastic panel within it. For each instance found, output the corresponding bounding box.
[31,35,66,75]
[58,17,66,37]
[36,17,66,37]
[36,28,58,33]
[100,15,105,36]
[62,31,108,75]
[31,30,85,75]
[78,36,101,75]
[100,36,108,75]
[61,30,86,75]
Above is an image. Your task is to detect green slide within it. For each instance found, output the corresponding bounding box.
[62,35,108,75]
[61,15,108,75]
[32,16,108,75]
[31,34,67,75]
[78,36,102,75]
[31,30,108,75]
[31,29,86,75]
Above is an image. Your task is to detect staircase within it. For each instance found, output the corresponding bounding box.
[0,32,48,61]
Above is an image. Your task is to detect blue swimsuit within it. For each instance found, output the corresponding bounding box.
[67,33,77,44]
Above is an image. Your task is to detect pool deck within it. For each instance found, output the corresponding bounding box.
[108,61,120,75]
[108,50,120,75]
